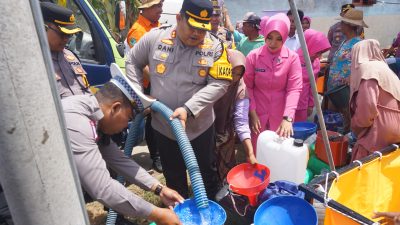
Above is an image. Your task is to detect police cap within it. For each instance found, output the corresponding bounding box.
[180,0,213,31]
[41,2,81,34]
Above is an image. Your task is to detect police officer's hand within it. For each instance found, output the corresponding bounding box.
[249,110,261,134]
[276,120,293,138]
[170,107,187,129]
[148,207,182,225]
[159,186,185,207]
[373,212,400,225]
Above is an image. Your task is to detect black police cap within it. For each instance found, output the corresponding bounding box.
[180,0,213,31]
[41,2,81,34]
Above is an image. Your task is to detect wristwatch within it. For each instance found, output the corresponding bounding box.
[183,105,193,117]
[154,183,164,196]
[283,116,293,123]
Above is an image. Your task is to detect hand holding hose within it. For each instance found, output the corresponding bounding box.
[170,107,188,129]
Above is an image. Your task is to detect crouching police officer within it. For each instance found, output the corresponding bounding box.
[62,74,184,224]
[41,2,90,99]
[126,0,232,199]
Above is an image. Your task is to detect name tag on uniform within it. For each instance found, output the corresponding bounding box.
[255,68,266,72]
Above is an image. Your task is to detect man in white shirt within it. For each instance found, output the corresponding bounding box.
[284,9,304,51]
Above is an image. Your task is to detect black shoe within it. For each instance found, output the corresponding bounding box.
[152,157,163,173]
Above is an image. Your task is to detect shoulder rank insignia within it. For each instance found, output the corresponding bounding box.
[66,55,75,61]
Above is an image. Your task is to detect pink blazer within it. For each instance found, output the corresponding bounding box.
[244,45,302,131]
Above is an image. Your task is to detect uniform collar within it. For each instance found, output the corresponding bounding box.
[138,14,159,28]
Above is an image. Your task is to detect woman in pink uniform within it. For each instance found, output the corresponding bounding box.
[350,39,400,160]
[244,13,302,152]
[295,29,331,122]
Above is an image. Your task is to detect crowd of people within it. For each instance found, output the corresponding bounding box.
[2,0,400,225]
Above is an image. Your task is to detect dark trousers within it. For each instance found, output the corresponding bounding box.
[145,116,159,160]
[144,84,159,160]
[154,124,220,200]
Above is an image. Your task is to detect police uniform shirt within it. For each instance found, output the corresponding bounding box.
[52,49,90,99]
[62,95,158,217]
[126,25,232,140]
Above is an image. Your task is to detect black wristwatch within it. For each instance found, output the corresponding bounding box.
[154,183,164,196]
[183,105,193,117]
[283,116,293,123]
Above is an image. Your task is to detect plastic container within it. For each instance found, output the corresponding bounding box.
[293,122,317,140]
[314,110,344,133]
[254,196,318,225]
[315,130,349,167]
[325,84,350,109]
[258,180,305,204]
[256,130,308,184]
[226,163,270,207]
[307,154,330,176]
[174,199,226,225]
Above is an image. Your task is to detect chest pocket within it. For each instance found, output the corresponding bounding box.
[151,46,176,78]
[191,51,214,85]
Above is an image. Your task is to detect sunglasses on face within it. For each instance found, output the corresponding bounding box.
[45,24,73,39]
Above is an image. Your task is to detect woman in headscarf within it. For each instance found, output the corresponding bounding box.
[214,49,257,180]
[350,39,400,160]
[326,8,368,133]
[302,16,311,31]
[295,29,331,122]
[244,13,302,152]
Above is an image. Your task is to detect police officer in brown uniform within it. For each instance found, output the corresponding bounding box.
[126,0,232,199]
[41,2,90,99]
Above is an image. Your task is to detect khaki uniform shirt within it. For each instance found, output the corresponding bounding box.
[52,49,90,99]
[62,95,158,217]
[126,25,232,140]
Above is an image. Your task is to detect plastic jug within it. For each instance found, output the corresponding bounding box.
[256,130,308,184]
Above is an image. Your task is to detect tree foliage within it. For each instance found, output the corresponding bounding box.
[87,0,140,41]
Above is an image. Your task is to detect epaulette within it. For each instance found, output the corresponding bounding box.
[158,24,173,30]
[64,47,81,61]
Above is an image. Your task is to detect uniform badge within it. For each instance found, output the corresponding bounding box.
[75,67,84,74]
[156,63,166,74]
[160,53,169,59]
[161,39,174,45]
[198,58,208,65]
[66,55,75,61]
[171,30,176,38]
[198,69,207,77]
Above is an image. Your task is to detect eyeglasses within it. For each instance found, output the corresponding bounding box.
[45,24,73,39]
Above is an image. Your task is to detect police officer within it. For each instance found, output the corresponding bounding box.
[126,0,232,199]
[41,2,90,99]
[62,75,184,224]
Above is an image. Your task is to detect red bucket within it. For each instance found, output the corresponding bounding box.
[227,163,270,207]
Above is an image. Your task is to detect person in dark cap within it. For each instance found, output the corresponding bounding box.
[40,2,90,99]
[62,74,184,224]
[237,12,264,56]
[126,0,232,200]
[210,0,235,49]
[327,3,364,62]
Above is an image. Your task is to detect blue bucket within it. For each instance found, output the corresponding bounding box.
[254,196,317,225]
[174,199,226,225]
[293,122,317,140]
